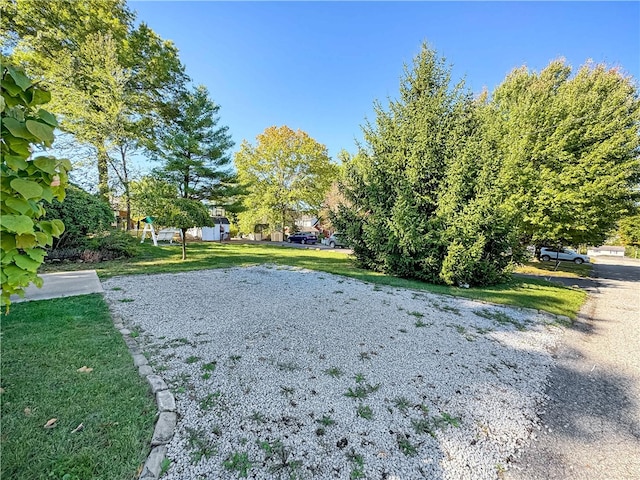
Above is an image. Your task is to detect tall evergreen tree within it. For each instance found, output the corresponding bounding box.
[150,84,237,205]
[333,44,519,286]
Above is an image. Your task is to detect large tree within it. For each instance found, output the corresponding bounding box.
[234,126,338,235]
[2,0,186,200]
[333,44,519,286]
[490,60,640,248]
[150,84,237,205]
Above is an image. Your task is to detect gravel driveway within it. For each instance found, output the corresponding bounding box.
[104,265,564,480]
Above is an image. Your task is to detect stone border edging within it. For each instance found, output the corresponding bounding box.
[112,314,176,480]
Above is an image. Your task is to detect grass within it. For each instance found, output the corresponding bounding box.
[0,295,155,480]
[515,259,593,278]
[40,241,586,318]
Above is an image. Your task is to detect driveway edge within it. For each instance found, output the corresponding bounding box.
[111,312,176,480]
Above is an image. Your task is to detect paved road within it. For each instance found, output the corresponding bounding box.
[506,256,640,479]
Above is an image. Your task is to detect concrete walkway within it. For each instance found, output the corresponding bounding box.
[506,256,640,479]
[10,270,103,303]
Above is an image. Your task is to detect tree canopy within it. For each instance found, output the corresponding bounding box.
[234,126,338,235]
[489,60,640,247]
[2,0,187,200]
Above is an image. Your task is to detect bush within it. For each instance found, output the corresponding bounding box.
[44,185,114,249]
[44,231,138,263]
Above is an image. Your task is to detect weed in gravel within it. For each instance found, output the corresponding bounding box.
[199,391,222,411]
[250,411,267,424]
[202,361,217,372]
[408,311,424,318]
[111,287,123,291]
[354,373,365,383]
[347,450,366,479]
[474,308,525,330]
[316,414,336,427]
[396,434,418,456]
[345,383,380,400]
[393,396,411,413]
[415,319,428,327]
[398,328,408,333]
[280,385,295,396]
[356,404,373,420]
[201,373,211,380]
[130,329,140,338]
[324,366,343,378]
[186,427,217,464]
[160,457,171,475]
[434,303,461,316]
[358,352,371,361]
[258,440,302,478]
[411,418,435,436]
[277,360,301,372]
[434,412,462,428]
[229,354,242,362]
[185,355,201,364]
[223,451,252,478]
[476,327,493,334]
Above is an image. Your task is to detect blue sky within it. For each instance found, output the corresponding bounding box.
[130,1,640,160]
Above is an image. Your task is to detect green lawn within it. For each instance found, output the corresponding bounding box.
[515,259,593,278]
[42,241,586,319]
[0,295,155,480]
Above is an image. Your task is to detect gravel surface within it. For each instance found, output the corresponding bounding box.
[104,265,564,480]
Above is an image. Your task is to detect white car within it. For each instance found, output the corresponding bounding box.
[539,247,590,264]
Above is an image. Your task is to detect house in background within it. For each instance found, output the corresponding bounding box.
[587,245,625,257]
[294,215,320,233]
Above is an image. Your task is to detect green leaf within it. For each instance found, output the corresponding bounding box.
[25,120,54,145]
[35,231,52,247]
[40,186,54,203]
[14,254,40,272]
[37,109,58,126]
[1,76,22,96]
[0,95,5,113]
[10,178,44,199]
[0,234,16,251]
[30,89,51,107]
[4,197,32,215]
[3,155,28,171]
[0,249,17,265]
[51,219,65,236]
[33,156,58,174]
[5,136,31,157]
[15,233,37,249]
[0,214,34,235]
[26,248,46,263]
[7,66,32,90]
[2,117,32,139]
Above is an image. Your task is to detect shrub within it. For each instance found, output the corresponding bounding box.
[44,185,114,249]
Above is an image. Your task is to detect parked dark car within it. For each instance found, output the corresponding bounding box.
[287,232,317,244]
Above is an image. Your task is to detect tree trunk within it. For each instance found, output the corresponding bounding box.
[282,207,286,241]
[97,144,109,201]
[181,228,187,260]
